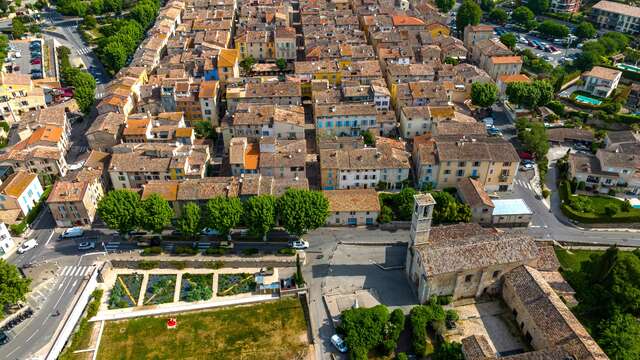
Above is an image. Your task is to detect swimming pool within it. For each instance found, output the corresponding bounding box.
[575,94,602,106]
[616,63,640,73]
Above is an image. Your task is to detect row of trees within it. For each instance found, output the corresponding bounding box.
[56,0,124,17]
[563,247,640,359]
[505,80,554,110]
[96,0,161,74]
[96,188,330,240]
[0,260,31,314]
[58,47,96,113]
[573,32,630,72]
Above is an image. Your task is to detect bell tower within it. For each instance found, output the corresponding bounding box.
[410,193,436,247]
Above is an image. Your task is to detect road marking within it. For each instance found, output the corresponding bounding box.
[84,266,93,276]
[5,346,20,357]
[25,329,39,343]
[53,280,72,309]
[44,230,55,246]
[71,280,78,288]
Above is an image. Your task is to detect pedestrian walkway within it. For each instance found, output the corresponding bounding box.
[59,265,94,277]
[513,178,535,192]
[75,47,92,55]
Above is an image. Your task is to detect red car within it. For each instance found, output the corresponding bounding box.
[31,58,41,65]
[518,151,534,160]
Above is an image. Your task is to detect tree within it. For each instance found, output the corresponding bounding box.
[0,260,31,310]
[0,35,9,62]
[276,58,287,71]
[511,6,535,29]
[622,199,632,212]
[456,0,481,35]
[604,204,618,217]
[243,195,276,240]
[488,8,508,25]
[435,0,455,13]
[525,0,548,14]
[537,20,569,39]
[601,32,629,55]
[507,82,540,109]
[597,312,640,360]
[480,0,494,12]
[430,191,471,224]
[100,41,128,73]
[516,118,549,160]
[89,0,104,14]
[139,194,173,234]
[64,69,96,113]
[130,2,157,29]
[103,0,123,13]
[499,32,517,50]
[97,190,141,234]
[534,80,554,107]
[574,21,596,40]
[83,15,97,29]
[204,197,243,239]
[471,82,498,108]
[11,18,27,38]
[361,130,375,146]
[276,189,329,237]
[574,51,600,71]
[340,305,390,358]
[433,341,464,360]
[239,55,256,75]
[176,202,203,240]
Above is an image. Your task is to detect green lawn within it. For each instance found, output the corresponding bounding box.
[562,191,640,223]
[554,247,604,273]
[96,298,308,360]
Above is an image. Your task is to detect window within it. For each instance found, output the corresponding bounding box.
[444,170,451,175]
[457,170,464,177]
[492,270,500,278]
[458,161,465,167]
[465,274,473,282]
[503,162,510,167]
[473,161,480,167]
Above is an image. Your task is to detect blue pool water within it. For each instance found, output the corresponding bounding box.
[575,95,602,106]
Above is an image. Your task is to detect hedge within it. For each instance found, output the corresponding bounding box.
[10,185,53,235]
[559,180,640,223]
[58,289,103,360]
[138,260,159,270]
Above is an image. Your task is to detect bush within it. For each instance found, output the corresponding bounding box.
[396,353,408,360]
[174,246,198,255]
[141,246,162,256]
[9,222,28,236]
[604,204,618,217]
[204,247,228,256]
[169,261,186,270]
[570,196,593,213]
[622,199,632,212]
[241,248,259,256]
[546,100,565,116]
[138,260,159,270]
[87,289,103,318]
[445,309,459,329]
[437,295,452,305]
[542,189,550,199]
[278,247,296,256]
[608,189,616,196]
[205,260,224,269]
[577,181,586,191]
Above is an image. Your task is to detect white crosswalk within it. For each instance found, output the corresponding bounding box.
[95,92,105,99]
[75,47,92,55]
[59,265,94,277]
[514,179,534,192]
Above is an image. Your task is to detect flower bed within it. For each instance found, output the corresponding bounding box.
[143,274,177,305]
[108,273,143,309]
[217,273,256,296]
[180,273,214,302]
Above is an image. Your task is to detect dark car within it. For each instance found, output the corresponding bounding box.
[0,331,9,345]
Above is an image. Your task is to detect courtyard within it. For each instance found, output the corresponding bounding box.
[96,297,310,360]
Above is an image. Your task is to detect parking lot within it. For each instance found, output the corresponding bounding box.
[5,39,44,79]
[493,27,581,66]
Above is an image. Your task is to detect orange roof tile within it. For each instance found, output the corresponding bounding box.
[392,16,425,27]
[498,74,531,83]
[123,119,150,136]
[218,48,239,68]
[244,143,260,170]
[199,80,219,98]
[27,126,63,145]
[491,56,523,64]
[175,127,194,137]
[0,171,37,198]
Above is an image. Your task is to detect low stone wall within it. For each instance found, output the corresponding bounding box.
[379,221,411,230]
[108,253,302,270]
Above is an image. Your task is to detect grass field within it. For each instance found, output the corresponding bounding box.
[554,247,603,273]
[96,298,308,360]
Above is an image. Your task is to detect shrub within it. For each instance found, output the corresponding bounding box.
[87,289,103,318]
[174,246,198,255]
[546,100,565,116]
[9,222,27,236]
[622,199,632,212]
[608,189,616,196]
[278,247,296,256]
[241,248,259,256]
[570,196,593,213]
[542,189,550,199]
[559,181,572,202]
[205,260,224,269]
[445,309,459,329]
[604,204,618,217]
[204,247,228,256]
[138,260,159,270]
[437,295,452,305]
[141,246,162,256]
[169,261,186,270]
[396,353,408,360]
[577,181,586,191]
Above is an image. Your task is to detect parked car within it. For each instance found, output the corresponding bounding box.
[61,227,84,239]
[218,240,234,249]
[521,162,535,171]
[77,241,96,250]
[290,239,309,249]
[482,117,494,128]
[331,334,348,353]
[129,230,148,237]
[14,51,21,58]
[18,239,38,254]
[0,330,9,345]
[518,151,534,160]
[487,127,502,136]
[31,58,41,65]
[201,227,220,236]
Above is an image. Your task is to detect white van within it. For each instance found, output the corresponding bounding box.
[482,117,494,128]
[18,239,38,254]
[61,227,84,239]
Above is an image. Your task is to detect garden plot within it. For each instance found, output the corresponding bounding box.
[217,273,256,296]
[144,274,177,305]
[109,273,143,309]
[180,273,214,302]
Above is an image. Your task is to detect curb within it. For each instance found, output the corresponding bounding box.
[338,241,408,246]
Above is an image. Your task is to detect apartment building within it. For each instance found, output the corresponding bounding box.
[485,56,523,80]
[415,135,520,192]
[590,0,640,34]
[320,143,411,190]
[86,112,127,151]
[399,105,455,139]
[393,81,453,109]
[47,176,104,227]
[108,143,210,189]
[569,150,640,194]
[295,60,342,97]
[550,0,580,13]
[221,104,305,146]
[314,103,379,137]
[236,30,274,61]
[229,137,306,179]
[580,66,622,98]
[275,26,297,61]
[324,188,380,226]
[0,73,46,123]
[226,81,302,111]
[198,80,220,125]
[0,171,44,218]
[0,124,70,177]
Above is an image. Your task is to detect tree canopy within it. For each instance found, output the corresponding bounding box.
[430,191,472,225]
[204,197,243,237]
[506,80,553,109]
[436,0,455,13]
[456,0,482,34]
[488,8,508,25]
[139,194,173,234]
[480,0,494,12]
[0,260,31,311]
[525,0,549,15]
[97,189,141,234]
[537,20,569,39]
[499,32,517,50]
[511,6,536,30]
[574,21,596,40]
[339,305,405,358]
[515,118,549,160]
[471,82,498,108]
[243,195,277,240]
[175,202,203,239]
[276,189,329,236]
